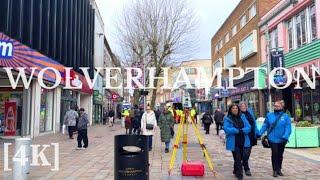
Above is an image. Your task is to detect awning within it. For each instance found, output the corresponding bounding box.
[0,32,93,94]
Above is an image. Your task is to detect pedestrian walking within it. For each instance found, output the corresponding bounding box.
[77,108,89,149]
[223,104,251,180]
[63,106,79,139]
[239,101,259,177]
[133,105,142,135]
[190,106,197,124]
[202,110,213,134]
[259,100,291,177]
[108,108,115,127]
[141,105,157,151]
[159,104,175,153]
[214,108,225,135]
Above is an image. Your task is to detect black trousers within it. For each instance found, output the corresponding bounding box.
[242,147,252,171]
[77,129,88,148]
[133,128,141,135]
[232,146,250,178]
[68,126,76,138]
[215,122,222,135]
[204,123,211,134]
[270,142,286,171]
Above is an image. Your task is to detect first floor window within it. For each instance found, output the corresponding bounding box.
[224,48,236,67]
[310,4,317,41]
[240,30,257,59]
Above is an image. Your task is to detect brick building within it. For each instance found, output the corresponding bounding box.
[211,0,280,116]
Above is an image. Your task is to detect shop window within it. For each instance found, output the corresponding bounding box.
[40,89,54,132]
[312,81,320,124]
[302,83,312,122]
[242,91,260,117]
[293,91,303,121]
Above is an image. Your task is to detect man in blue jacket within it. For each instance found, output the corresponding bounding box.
[223,104,251,180]
[259,100,291,177]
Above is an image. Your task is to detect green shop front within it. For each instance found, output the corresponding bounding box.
[93,90,103,124]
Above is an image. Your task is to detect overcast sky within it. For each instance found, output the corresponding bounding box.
[95,0,240,60]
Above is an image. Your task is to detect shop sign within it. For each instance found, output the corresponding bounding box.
[270,50,287,85]
[4,101,17,136]
[0,40,13,58]
[229,81,254,96]
[93,90,103,104]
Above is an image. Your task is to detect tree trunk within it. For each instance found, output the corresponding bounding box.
[150,78,159,108]
[133,89,140,106]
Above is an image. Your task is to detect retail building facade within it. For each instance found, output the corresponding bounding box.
[211,0,280,117]
[0,0,96,138]
[259,0,320,124]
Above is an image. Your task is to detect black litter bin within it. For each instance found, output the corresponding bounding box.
[114,135,149,180]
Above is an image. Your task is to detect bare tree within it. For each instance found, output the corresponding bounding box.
[116,0,198,108]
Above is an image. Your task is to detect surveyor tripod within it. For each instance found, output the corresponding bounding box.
[168,114,216,175]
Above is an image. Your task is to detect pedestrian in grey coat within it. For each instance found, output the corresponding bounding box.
[64,107,79,139]
[77,108,89,149]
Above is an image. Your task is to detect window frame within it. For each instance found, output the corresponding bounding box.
[249,4,256,19]
[240,14,247,28]
[224,47,236,68]
[239,30,257,60]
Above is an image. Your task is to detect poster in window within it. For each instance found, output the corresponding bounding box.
[270,50,286,85]
[4,101,17,136]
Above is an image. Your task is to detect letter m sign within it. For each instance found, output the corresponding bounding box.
[0,40,13,59]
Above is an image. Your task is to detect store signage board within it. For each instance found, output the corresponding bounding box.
[0,32,93,94]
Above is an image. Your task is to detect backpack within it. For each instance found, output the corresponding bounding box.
[203,114,212,124]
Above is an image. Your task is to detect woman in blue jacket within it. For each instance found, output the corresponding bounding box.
[223,104,251,180]
[259,100,291,177]
[239,101,259,177]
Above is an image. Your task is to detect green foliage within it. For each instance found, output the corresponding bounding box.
[296,121,313,127]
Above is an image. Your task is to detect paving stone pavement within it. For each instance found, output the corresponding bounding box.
[1,121,320,180]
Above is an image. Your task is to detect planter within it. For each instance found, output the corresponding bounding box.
[286,124,296,148]
[295,127,320,148]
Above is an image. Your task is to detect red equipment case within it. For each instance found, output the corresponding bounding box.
[181,162,205,176]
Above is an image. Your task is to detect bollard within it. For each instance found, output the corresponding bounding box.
[13,138,31,180]
[114,135,149,180]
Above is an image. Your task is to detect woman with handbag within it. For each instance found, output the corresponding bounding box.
[223,104,251,180]
[259,100,291,177]
[141,105,157,151]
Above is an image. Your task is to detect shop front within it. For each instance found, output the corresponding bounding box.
[0,32,93,137]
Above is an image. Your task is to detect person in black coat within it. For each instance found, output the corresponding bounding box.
[202,111,213,134]
[214,108,225,135]
[133,105,142,135]
[239,101,258,177]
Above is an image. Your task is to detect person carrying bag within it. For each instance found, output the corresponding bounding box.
[258,100,291,178]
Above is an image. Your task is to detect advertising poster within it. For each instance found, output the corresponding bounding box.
[4,101,17,136]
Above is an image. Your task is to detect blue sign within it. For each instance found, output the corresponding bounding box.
[0,40,13,58]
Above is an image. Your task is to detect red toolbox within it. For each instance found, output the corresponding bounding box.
[181,162,205,176]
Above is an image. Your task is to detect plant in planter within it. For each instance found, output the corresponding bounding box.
[295,121,320,148]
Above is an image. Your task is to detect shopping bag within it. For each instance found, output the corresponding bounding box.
[62,125,66,134]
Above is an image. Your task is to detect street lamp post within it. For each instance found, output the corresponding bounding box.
[265,25,272,113]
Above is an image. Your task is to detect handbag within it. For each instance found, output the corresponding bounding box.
[145,114,154,130]
[170,127,175,137]
[262,112,283,148]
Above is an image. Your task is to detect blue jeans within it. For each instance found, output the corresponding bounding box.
[147,135,153,150]
[165,142,170,149]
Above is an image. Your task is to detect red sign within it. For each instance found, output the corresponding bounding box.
[4,101,17,136]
